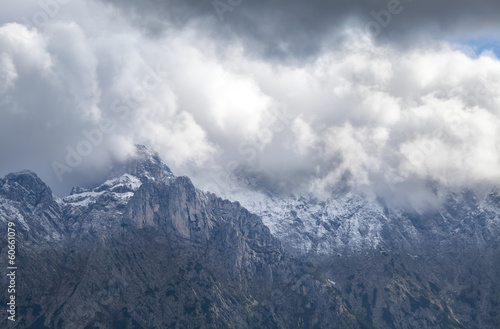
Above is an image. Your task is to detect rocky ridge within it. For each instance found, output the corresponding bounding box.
[0,146,368,329]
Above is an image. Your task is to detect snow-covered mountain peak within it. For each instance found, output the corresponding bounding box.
[106,144,175,183]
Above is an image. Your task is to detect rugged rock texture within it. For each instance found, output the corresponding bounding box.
[0,147,367,329]
[236,188,500,329]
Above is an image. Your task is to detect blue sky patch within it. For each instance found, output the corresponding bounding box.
[453,36,500,58]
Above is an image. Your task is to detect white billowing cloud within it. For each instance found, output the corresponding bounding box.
[214,28,500,196]
[0,1,500,201]
[398,96,500,186]
[310,124,389,193]
[45,21,101,121]
[0,52,17,94]
[0,13,222,192]
[291,117,318,155]
[153,39,278,147]
[0,24,54,101]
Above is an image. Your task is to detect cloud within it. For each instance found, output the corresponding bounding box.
[0,5,221,193]
[0,0,499,205]
[97,0,500,61]
[196,29,500,199]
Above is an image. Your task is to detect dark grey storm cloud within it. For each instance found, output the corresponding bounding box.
[99,0,500,61]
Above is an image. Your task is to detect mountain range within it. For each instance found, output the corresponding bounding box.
[1,145,499,328]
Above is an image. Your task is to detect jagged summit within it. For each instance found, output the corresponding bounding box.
[106,144,175,183]
[2,170,45,188]
[65,145,173,208]
[67,144,173,197]
[0,170,54,206]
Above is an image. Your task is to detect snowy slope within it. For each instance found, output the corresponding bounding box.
[228,186,500,256]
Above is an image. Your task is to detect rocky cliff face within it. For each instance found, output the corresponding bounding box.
[0,147,367,329]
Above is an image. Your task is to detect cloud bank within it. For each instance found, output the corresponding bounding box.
[0,0,499,203]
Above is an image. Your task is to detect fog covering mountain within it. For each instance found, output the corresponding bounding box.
[1,145,499,328]
[0,146,366,329]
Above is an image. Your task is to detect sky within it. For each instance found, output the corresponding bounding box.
[0,0,499,203]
